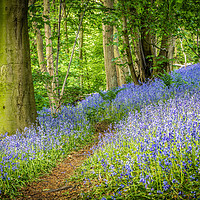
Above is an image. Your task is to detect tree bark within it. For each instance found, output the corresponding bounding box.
[131,29,146,82]
[79,8,84,90]
[62,2,70,54]
[44,0,58,110]
[0,0,37,135]
[168,36,175,71]
[34,25,47,72]
[140,26,154,78]
[44,0,54,76]
[155,33,170,73]
[30,0,59,112]
[122,15,139,85]
[154,0,173,74]
[55,0,62,98]
[103,0,118,90]
[127,0,154,81]
[113,27,126,86]
[180,38,187,68]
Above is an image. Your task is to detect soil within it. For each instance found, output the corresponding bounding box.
[15,121,113,200]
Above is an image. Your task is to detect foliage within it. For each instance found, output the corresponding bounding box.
[158,70,174,88]
[85,102,107,124]
[158,70,189,89]
[86,88,126,123]
[28,0,106,110]
[173,72,189,88]
[174,0,200,63]
[28,0,200,111]
[98,88,127,103]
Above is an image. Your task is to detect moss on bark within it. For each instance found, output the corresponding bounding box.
[0,0,37,135]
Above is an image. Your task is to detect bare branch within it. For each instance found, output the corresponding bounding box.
[55,0,63,98]
[184,37,200,58]
[57,0,90,111]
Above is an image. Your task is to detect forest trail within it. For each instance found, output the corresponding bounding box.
[16,121,113,200]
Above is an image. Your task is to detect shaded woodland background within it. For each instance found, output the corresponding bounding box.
[28,0,200,110]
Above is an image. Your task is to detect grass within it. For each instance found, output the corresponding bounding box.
[0,63,200,199]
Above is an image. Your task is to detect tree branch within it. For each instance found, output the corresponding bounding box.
[55,0,63,98]
[143,37,167,51]
[56,0,90,111]
[184,36,200,58]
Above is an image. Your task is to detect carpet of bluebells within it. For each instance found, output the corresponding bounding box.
[74,64,200,199]
[0,64,200,199]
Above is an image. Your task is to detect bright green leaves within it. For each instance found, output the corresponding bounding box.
[158,71,188,89]
[99,88,126,103]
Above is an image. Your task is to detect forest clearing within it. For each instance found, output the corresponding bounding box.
[0,0,200,199]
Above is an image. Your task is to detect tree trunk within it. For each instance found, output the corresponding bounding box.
[79,9,84,90]
[140,26,154,78]
[103,0,118,90]
[62,1,70,54]
[127,0,154,81]
[113,27,126,86]
[34,25,47,72]
[0,0,37,135]
[122,15,139,85]
[30,0,59,111]
[44,0,58,110]
[168,36,175,71]
[155,33,175,74]
[58,1,89,110]
[52,0,58,34]
[44,0,54,76]
[155,33,170,73]
[180,38,187,68]
[154,1,173,74]
[174,39,178,67]
[55,0,62,98]
[131,29,146,82]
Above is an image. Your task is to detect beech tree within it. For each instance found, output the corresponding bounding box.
[0,0,37,135]
[103,0,118,90]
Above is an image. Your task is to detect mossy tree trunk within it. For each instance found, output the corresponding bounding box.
[0,0,37,135]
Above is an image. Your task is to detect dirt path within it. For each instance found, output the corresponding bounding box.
[16,121,112,200]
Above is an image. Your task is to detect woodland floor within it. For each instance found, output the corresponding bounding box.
[15,121,113,200]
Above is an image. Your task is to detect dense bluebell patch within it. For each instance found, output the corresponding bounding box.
[83,91,200,199]
[0,63,200,198]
